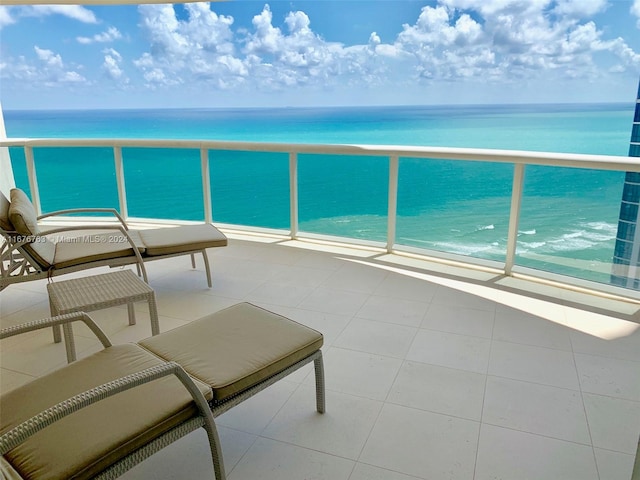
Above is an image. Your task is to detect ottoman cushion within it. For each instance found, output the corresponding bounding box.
[138,224,227,257]
[139,303,323,402]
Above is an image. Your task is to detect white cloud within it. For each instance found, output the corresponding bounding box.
[128,1,639,98]
[598,37,640,71]
[32,46,87,85]
[245,4,281,55]
[395,5,496,80]
[632,0,640,28]
[135,3,358,92]
[77,27,122,45]
[104,48,121,62]
[399,6,483,47]
[0,7,15,29]
[21,5,97,24]
[553,0,608,17]
[243,5,350,87]
[439,0,550,17]
[102,48,129,84]
[142,68,181,87]
[35,46,64,69]
[387,0,640,84]
[135,3,238,87]
[139,4,188,59]
[181,3,235,55]
[60,71,85,83]
[369,32,381,48]
[6,0,637,103]
[0,56,38,82]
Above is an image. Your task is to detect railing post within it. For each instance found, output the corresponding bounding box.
[113,146,128,219]
[387,155,399,253]
[24,146,42,216]
[201,148,213,223]
[505,163,525,275]
[289,152,298,239]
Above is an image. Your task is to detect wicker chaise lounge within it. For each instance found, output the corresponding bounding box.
[0,188,228,290]
[0,303,325,480]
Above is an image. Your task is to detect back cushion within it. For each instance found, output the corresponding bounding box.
[7,188,54,268]
[0,190,12,231]
[8,188,39,236]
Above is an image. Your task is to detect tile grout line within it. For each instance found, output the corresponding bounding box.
[567,306,601,480]
[473,304,497,480]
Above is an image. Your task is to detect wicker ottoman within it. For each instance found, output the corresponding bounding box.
[139,302,325,411]
[47,269,159,362]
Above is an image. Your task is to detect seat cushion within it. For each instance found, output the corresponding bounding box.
[0,344,211,480]
[53,230,145,270]
[8,189,39,236]
[22,238,56,269]
[137,224,227,257]
[0,190,12,231]
[139,303,323,402]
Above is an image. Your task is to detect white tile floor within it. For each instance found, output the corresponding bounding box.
[1,231,640,480]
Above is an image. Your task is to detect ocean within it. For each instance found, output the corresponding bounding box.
[4,103,637,285]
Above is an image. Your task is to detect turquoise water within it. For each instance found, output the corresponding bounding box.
[5,104,632,153]
[4,103,636,285]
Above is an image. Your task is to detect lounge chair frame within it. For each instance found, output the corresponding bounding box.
[0,312,325,480]
[0,207,218,290]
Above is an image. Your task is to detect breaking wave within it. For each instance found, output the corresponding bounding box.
[517,222,617,254]
[477,224,495,231]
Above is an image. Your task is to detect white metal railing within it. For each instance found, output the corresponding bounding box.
[3,137,640,297]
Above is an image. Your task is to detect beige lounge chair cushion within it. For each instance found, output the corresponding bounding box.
[6,189,56,268]
[22,238,56,269]
[0,190,12,231]
[8,189,39,236]
[52,230,145,270]
[0,344,212,480]
[138,224,227,256]
[140,302,323,402]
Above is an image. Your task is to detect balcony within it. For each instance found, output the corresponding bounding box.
[1,138,640,479]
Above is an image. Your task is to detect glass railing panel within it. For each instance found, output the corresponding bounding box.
[297,154,388,242]
[395,157,513,262]
[209,150,289,229]
[8,147,30,198]
[515,165,626,286]
[122,147,203,221]
[16,147,118,214]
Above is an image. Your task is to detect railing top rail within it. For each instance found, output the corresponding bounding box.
[2,137,640,171]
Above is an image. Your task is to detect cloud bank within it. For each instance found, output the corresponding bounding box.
[1,1,639,107]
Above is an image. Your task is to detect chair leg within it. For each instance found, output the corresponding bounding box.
[49,299,62,344]
[62,323,77,363]
[52,324,62,344]
[202,413,226,480]
[201,250,212,288]
[190,253,196,269]
[314,352,326,414]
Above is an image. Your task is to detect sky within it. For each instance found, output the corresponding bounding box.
[1,0,640,110]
